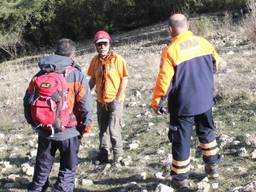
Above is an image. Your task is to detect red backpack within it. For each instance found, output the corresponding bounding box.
[30,67,74,134]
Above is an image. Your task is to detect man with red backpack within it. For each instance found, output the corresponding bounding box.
[23,38,93,192]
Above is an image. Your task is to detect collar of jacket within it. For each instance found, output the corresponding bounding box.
[172,31,194,42]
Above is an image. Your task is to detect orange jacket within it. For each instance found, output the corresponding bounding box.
[88,51,128,103]
[152,31,220,115]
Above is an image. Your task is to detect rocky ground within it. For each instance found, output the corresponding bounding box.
[0,17,256,192]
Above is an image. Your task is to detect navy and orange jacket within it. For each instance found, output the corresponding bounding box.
[23,55,93,140]
[151,31,220,116]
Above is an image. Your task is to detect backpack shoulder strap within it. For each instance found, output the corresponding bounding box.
[63,65,75,77]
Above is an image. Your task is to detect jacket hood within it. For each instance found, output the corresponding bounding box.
[38,55,73,72]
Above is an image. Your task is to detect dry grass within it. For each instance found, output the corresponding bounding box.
[1,15,256,192]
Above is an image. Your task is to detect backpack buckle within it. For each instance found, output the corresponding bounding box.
[47,125,55,137]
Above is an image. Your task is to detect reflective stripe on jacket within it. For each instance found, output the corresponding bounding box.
[151,31,220,116]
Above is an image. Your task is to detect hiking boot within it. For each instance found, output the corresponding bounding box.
[112,156,125,168]
[205,163,219,179]
[171,178,189,189]
[94,149,109,165]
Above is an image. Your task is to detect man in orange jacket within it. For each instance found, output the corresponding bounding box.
[88,30,128,167]
[151,14,221,189]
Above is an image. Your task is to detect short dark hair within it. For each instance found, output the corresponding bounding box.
[55,38,76,56]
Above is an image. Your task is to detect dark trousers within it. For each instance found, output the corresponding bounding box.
[169,109,220,180]
[27,135,80,192]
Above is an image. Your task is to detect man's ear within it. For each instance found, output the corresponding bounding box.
[69,52,76,60]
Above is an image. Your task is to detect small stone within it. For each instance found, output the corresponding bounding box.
[155,172,165,180]
[81,179,93,186]
[148,122,154,127]
[26,167,34,176]
[157,149,165,154]
[238,147,249,157]
[212,182,219,189]
[7,174,20,182]
[129,143,139,150]
[155,183,174,192]
[251,149,256,159]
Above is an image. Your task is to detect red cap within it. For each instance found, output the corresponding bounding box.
[94,30,111,43]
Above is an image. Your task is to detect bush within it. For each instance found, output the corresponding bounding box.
[243,0,256,44]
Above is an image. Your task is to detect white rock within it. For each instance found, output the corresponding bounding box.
[26,167,34,176]
[81,179,93,186]
[246,134,256,147]
[136,172,147,180]
[201,177,209,182]
[21,163,34,176]
[129,143,139,150]
[28,140,35,148]
[155,172,165,180]
[0,133,4,139]
[238,147,249,157]
[7,174,20,181]
[136,114,142,118]
[0,161,12,168]
[148,122,154,127]
[29,150,37,158]
[231,186,243,192]
[197,181,211,192]
[227,50,234,55]
[212,182,219,189]
[243,181,256,191]
[155,183,174,192]
[134,90,142,99]
[157,149,165,154]
[123,181,139,188]
[0,145,8,151]
[251,149,256,159]
[232,140,240,145]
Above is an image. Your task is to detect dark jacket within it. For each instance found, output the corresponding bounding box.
[151,31,220,116]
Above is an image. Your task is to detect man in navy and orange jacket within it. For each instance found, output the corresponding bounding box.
[24,38,93,192]
[151,14,221,189]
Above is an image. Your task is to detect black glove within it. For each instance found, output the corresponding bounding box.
[156,106,168,115]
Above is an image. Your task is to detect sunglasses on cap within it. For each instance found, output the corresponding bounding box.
[95,42,109,47]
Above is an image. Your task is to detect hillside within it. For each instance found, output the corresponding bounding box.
[0,15,256,192]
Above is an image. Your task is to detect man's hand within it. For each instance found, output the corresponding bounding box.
[80,122,93,137]
[155,106,168,115]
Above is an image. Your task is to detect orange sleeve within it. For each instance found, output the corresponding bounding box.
[117,55,128,77]
[151,52,175,110]
[212,47,221,72]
